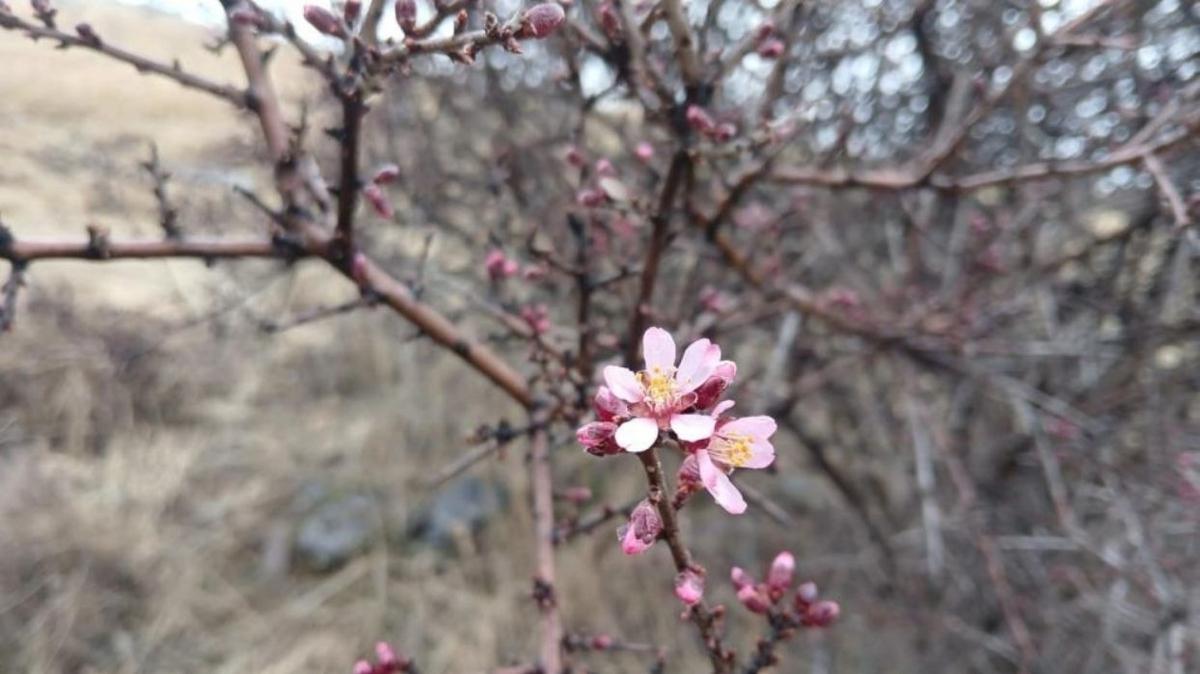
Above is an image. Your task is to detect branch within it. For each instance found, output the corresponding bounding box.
[2,236,295,262]
[0,8,248,108]
[529,426,564,673]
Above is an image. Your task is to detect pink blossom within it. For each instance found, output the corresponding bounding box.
[304,4,346,37]
[602,327,722,452]
[694,414,777,514]
[519,3,566,39]
[353,661,373,674]
[577,421,621,456]
[619,498,662,555]
[635,142,655,162]
[674,568,705,606]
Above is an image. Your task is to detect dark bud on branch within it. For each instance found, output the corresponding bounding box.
[517,3,565,39]
[394,0,417,32]
[74,22,100,46]
[303,4,346,37]
[343,0,361,24]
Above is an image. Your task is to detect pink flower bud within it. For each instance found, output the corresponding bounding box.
[686,105,715,133]
[351,252,370,288]
[561,486,592,503]
[229,6,266,27]
[591,634,614,650]
[304,4,346,36]
[484,249,518,281]
[676,453,702,491]
[692,360,736,411]
[594,158,616,178]
[674,569,705,606]
[372,164,401,185]
[343,0,361,23]
[576,188,606,208]
[375,642,396,666]
[577,421,621,456]
[767,551,795,595]
[737,583,771,614]
[730,566,754,590]
[353,661,373,674]
[520,304,551,335]
[564,145,586,167]
[711,122,737,143]
[805,600,840,627]
[522,264,548,281]
[592,386,628,422]
[698,285,729,313]
[757,38,785,58]
[635,142,655,162]
[619,499,662,555]
[597,2,621,38]
[519,3,565,39]
[362,184,393,219]
[754,20,774,41]
[795,581,818,607]
[394,0,417,31]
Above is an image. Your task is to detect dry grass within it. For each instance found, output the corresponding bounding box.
[0,3,869,673]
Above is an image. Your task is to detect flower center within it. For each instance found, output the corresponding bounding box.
[638,367,676,405]
[713,434,753,467]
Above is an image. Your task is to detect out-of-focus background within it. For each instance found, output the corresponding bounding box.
[1,0,1198,672]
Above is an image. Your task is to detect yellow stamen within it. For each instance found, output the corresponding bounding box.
[637,367,676,404]
[715,434,753,467]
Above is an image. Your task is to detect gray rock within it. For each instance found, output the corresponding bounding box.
[294,491,376,572]
[408,476,507,548]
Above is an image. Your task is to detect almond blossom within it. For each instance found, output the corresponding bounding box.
[603,327,722,453]
[693,406,777,514]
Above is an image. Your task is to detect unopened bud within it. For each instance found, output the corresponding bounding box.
[343,0,361,24]
[737,583,771,614]
[730,566,754,590]
[593,386,628,421]
[519,3,565,39]
[692,360,736,410]
[754,20,774,41]
[686,105,715,133]
[591,634,614,650]
[577,421,621,457]
[484,248,518,281]
[635,142,654,162]
[806,600,840,627]
[372,163,401,185]
[304,4,345,36]
[362,183,393,219]
[394,0,417,31]
[757,38,785,58]
[564,145,586,167]
[522,264,547,281]
[75,22,99,44]
[620,499,662,555]
[576,188,606,208]
[353,661,373,674]
[674,569,705,606]
[561,486,592,503]
[520,304,551,335]
[229,6,266,27]
[795,581,818,608]
[711,122,737,143]
[597,2,620,38]
[594,158,616,178]
[767,551,795,595]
